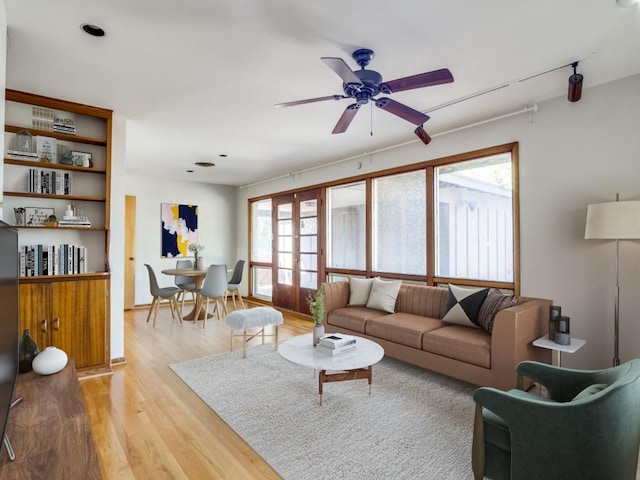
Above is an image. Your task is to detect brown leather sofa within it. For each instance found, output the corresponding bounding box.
[321,281,552,390]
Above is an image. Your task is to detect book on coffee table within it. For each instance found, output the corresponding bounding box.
[317,343,357,356]
[319,334,357,349]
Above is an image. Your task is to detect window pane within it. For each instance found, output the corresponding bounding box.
[278,236,292,252]
[252,266,272,299]
[327,182,366,270]
[300,235,317,252]
[251,199,272,263]
[435,153,514,282]
[300,253,317,271]
[372,171,426,275]
[278,268,292,285]
[300,217,317,235]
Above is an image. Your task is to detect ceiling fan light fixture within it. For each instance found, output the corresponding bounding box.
[568,62,583,102]
[415,125,431,145]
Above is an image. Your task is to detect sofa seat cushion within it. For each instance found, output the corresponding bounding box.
[365,313,445,349]
[326,307,387,333]
[423,325,491,368]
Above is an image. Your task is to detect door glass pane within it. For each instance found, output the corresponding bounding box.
[300,199,317,218]
[278,219,292,235]
[277,204,291,220]
[327,182,366,270]
[300,217,317,235]
[278,236,292,252]
[278,252,293,268]
[300,235,317,252]
[278,269,292,285]
[251,199,272,263]
[434,153,514,282]
[300,271,317,289]
[300,253,317,270]
[372,172,426,275]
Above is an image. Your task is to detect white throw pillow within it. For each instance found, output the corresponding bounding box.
[348,277,374,306]
[366,278,402,313]
[442,284,489,328]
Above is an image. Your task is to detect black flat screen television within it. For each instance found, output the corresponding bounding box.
[0,220,19,460]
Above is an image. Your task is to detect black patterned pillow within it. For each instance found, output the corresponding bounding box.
[477,289,524,333]
[442,284,490,328]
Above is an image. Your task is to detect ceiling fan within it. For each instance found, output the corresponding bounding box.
[275,48,454,135]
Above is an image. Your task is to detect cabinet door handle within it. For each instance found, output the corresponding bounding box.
[54,318,61,330]
[41,319,47,333]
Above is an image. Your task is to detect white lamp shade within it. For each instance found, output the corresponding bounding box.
[585,201,640,239]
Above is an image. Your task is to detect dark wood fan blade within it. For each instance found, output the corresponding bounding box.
[321,57,363,86]
[274,95,347,108]
[380,68,454,93]
[375,98,430,125]
[332,104,360,134]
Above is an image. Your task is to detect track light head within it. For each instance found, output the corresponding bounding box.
[568,62,583,102]
[415,125,431,145]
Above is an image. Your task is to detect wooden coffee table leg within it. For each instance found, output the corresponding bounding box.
[318,367,373,405]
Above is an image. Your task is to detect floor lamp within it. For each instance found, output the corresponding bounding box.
[585,195,640,366]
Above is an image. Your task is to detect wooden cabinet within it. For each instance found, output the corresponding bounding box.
[19,275,110,374]
[4,89,112,376]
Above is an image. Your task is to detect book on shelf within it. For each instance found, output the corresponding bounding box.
[7,150,38,159]
[28,168,72,195]
[19,244,87,276]
[318,334,357,349]
[317,343,357,356]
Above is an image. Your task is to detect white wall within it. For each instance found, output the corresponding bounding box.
[109,115,126,359]
[237,74,640,370]
[125,174,237,305]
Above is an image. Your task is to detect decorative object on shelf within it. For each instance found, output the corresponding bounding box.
[32,346,68,375]
[585,194,640,366]
[53,117,77,135]
[32,106,54,131]
[13,207,25,226]
[188,243,205,269]
[57,144,75,165]
[71,151,92,167]
[161,203,199,258]
[549,305,561,341]
[44,214,58,227]
[18,329,40,373]
[24,206,55,226]
[36,135,57,163]
[307,288,325,346]
[15,130,35,153]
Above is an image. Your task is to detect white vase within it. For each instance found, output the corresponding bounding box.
[32,346,68,375]
[313,324,325,346]
[196,257,206,270]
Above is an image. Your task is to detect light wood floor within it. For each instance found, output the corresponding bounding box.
[79,301,312,480]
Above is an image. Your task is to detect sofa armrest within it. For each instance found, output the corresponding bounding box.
[490,298,553,390]
[320,282,350,323]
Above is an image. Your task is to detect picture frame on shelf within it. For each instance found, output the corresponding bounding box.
[25,207,55,226]
[71,151,92,168]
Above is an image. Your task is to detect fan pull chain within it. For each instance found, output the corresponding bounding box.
[370,102,373,136]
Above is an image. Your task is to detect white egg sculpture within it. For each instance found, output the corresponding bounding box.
[32,346,68,375]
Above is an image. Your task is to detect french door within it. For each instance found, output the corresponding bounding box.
[272,189,323,314]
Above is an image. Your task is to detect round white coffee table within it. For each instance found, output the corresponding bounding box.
[278,333,384,405]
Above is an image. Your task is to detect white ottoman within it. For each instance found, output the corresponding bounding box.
[225,307,284,358]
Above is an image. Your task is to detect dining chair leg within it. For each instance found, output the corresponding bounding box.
[236,291,245,309]
[153,297,161,327]
[243,330,247,358]
[173,296,183,323]
[146,297,157,323]
[203,297,210,329]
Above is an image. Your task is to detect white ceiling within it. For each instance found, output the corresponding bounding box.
[5,0,640,186]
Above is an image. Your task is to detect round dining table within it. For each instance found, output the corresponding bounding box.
[161,268,211,321]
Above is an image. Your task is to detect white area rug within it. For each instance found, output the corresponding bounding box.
[170,343,476,480]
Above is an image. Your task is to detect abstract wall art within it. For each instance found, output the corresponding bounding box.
[161,203,198,258]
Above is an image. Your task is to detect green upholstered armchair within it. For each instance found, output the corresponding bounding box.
[472,359,640,480]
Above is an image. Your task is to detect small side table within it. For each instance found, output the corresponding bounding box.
[533,334,586,367]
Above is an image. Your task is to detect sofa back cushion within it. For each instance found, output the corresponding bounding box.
[395,284,449,318]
